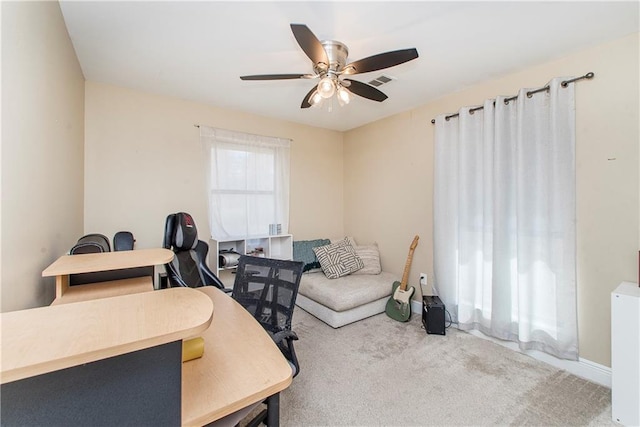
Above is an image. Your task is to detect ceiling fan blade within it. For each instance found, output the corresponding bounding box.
[343,79,388,102]
[301,86,317,109]
[342,48,419,75]
[240,74,314,81]
[290,24,329,66]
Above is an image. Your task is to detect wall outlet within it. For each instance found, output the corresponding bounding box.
[419,273,427,286]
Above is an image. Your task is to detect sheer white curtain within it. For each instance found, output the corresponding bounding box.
[200,126,290,239]
[433,77,577,360]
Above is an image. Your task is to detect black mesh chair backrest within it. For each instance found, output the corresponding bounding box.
[163,212,225,290]
[113,231,135,251]
[232,255,304,426]
[70,233,111,255]
[232,256,304,335]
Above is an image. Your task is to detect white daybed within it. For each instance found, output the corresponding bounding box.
[293,238,397,328]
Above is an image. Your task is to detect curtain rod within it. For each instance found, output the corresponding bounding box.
[430,72,594,124]
[193,124,291,142]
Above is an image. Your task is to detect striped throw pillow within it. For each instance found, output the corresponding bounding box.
[313,238,364,279]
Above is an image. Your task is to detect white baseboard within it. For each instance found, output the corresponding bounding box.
[411,299,611,387]
[411,299,422,316]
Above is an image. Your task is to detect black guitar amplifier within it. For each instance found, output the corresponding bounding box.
[422,296,445,335]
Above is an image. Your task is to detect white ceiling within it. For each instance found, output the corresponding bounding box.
[59,1,639,132]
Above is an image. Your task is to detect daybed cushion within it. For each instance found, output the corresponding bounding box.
[298,271,396,313]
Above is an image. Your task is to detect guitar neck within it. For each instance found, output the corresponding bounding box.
[399,236,419,291]
[399,252,414,291]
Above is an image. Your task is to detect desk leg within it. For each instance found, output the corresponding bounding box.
[56,275,69,298]
[266,393,280,427]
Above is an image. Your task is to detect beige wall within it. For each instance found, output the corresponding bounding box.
[84,82,344,252]
[2,2,635,368]
[344,110,432,275]
[1,1,85,312]
[344,33,639,367]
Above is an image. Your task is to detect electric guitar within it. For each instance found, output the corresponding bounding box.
[385,235,419,322]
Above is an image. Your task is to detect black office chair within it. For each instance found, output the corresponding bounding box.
[232,255,304,426]
[162,212,225,290]
[113,231,135,251]
[69,233,111,254]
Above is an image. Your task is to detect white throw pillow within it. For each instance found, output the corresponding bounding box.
[352,243,382,275]
[330,236,358,247]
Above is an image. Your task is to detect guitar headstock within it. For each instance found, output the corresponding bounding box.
[410,235,419,250]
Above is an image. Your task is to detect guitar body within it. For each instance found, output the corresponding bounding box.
[385,281,414,322]
[385,235,419,323]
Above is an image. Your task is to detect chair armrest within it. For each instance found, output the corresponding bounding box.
[269,330,300,378]
[270,330,298,345]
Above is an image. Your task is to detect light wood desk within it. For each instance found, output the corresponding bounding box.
[50,276,153,305]
[42,247,174,300]
[1,287,212,384]
[1,288,213,425]
[1,282,291,426]
[182,287,293,426]
[0,288,213,384]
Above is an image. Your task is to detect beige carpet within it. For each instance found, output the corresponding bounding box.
[270,308,614,426]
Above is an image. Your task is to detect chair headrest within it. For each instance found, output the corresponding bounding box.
[70,233,111,254]
[162,214,176,249]
[172,212,198,250]
[113,231,135,251]
[70,242,106,255]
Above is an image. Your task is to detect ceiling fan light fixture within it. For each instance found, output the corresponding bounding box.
[317,76,336,99]
[337,85,351,106]
[309,90,323,107]
[240,24,418,110]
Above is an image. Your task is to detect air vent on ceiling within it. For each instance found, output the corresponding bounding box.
[368,75,394,87]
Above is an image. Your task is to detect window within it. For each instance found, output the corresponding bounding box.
[201,126,290,239]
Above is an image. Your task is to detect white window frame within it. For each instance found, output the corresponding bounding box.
[200,126,290,239]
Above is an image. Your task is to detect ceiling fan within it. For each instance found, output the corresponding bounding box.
[240,24,419,109]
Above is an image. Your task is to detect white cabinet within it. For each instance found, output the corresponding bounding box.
[210,235,293,286]
[611,282,640,426]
